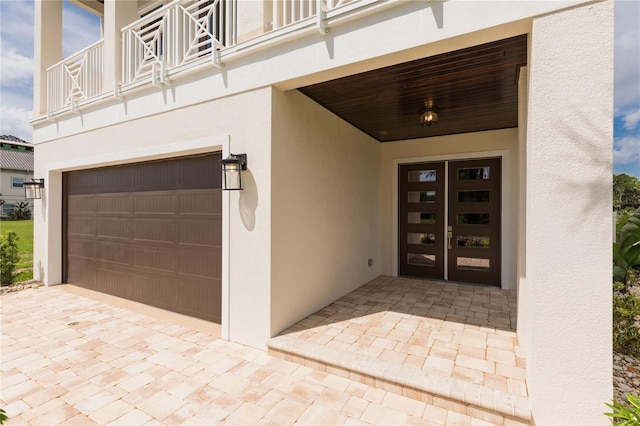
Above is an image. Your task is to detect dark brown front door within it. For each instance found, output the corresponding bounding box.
[398,157,501,286]
[398,162,445,280]
[447,158,501,286]
[63,154,222,323]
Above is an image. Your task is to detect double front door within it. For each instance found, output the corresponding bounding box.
[399,157,501,286]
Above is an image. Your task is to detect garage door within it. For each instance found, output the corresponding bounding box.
[63,153,222,323]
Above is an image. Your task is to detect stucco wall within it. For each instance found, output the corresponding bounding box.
[33,87,274,349]
[524,0,613,423]
[379,129,519,290]
[270,88,381,336]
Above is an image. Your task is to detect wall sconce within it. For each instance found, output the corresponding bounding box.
[24,178,45,199]
[219,154,247,190]
[420,108,438,127]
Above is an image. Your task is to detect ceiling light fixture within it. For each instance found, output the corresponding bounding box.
[420,107,438,127]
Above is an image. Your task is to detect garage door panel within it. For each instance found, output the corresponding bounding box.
[96,241,132,265]
[179,278,221,322]
[134,274,181,310]
[134,192,179,215]
[180,190,222,214]
[97,194,133,214]
[97,167,134,193]
[96,218,132,240]
[68,196,97,214]
[96,266,135,298]
[178,247,221,278]
[68,217,96,237]
[133,160,181,190]
[68,238,96,259]
[64,153,222,324]
[133,247,177,273]
[68,258,96,287]
[180,219,220,246]
[133,219,179,244]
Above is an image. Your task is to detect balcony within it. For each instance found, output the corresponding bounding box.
[46,40,104,115]
[44,0,363,117]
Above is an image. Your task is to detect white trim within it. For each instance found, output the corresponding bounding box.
[392,149,511,289]
[47,135,226,172]
[221,138,231,341]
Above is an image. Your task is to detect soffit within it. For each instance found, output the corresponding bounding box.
[298,35,528,142]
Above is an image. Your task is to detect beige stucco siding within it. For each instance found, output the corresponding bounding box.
[522,1,614,423]
[270,88,381,336]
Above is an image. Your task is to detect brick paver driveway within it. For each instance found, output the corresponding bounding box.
[1,286,476,425]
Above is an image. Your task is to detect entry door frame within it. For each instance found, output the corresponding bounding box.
[392,149,512,289]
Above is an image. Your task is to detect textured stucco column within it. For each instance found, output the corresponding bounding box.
[103,0,137,92]
[33,0,62,115]
[525,1,613,423]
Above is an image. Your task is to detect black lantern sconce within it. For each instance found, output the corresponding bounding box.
[24,179,45,199]
[219,154,247,190]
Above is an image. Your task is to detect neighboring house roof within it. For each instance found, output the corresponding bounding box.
[0,149,34,172]
[0,135,29,144]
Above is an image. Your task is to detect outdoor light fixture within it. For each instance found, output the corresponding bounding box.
[420,108,438,127]
[219,153,247,190]
[24,178,45,199]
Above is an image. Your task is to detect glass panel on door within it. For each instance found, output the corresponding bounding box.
[398,162,445,280]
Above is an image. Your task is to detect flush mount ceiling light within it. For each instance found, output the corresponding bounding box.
[420,107,438,127]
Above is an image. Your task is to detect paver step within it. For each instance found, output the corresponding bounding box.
[268,334,531,425]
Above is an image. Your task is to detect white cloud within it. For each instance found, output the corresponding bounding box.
[615,0,640,112]
[622,109,640,131]
[613,134,640,166]
[0,105,33,142]
[0,48,33,88]
[0,1,34,55]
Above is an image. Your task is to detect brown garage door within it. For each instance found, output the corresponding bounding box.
[63,153,222,323]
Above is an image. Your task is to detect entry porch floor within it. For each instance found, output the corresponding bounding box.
[268,275,530,424]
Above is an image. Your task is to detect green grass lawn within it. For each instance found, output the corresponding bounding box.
[1,219,34,282]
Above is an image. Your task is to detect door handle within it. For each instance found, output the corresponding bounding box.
[447,226,453,250]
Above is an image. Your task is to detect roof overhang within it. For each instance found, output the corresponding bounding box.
[298,35,528,142]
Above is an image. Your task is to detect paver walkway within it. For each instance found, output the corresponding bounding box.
[2,286,492,425]
[268,277,529,424]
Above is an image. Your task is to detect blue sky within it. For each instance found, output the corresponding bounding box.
[1,0,638,177]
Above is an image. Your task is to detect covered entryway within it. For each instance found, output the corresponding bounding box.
[398,157,501,286]
[63,153,222,323]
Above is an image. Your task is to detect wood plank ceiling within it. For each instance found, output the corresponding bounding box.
[298,35,528,142]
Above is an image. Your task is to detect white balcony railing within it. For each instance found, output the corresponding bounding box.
[273,0,356,29]
[46,40,104,113]
[44,0,364,115]
[122,0,237,85]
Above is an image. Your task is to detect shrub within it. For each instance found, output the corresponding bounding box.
[0,408,7,425]
[8,201,31,220]
[0,231,19,286]
[606,394,640,425]
[614,209,640,285]
[613,291,640,357]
